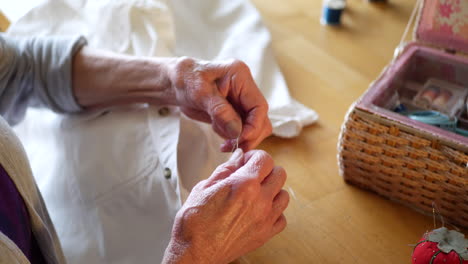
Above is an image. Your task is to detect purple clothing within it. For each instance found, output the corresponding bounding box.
[0,164,45,263]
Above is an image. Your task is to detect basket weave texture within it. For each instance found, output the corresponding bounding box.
[338,108,468,228]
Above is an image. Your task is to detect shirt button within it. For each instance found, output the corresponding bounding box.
[163,168,172,179]
[158,107,170,116]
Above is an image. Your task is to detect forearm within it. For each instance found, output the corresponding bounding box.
[72,47,178,109]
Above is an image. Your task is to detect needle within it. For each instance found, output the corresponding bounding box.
[231,136,240,153]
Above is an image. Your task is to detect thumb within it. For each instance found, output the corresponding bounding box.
[206,95,242,139]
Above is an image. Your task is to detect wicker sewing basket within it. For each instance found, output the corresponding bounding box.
[338,0,468,228]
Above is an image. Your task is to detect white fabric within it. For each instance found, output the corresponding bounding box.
[5,0,318,263]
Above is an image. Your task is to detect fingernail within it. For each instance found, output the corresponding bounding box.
[226,120,242,139]
[229,148,243,161]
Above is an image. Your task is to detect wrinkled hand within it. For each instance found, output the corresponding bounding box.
[162,149,289,264]
[169,57,272,152]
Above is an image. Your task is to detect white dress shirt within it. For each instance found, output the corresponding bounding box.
[14,105,230,263]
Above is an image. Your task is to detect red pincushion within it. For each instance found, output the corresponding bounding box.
[412,238,468,264]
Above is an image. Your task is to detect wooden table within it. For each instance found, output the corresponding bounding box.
[239,0,461,263]
[0,10,9,32]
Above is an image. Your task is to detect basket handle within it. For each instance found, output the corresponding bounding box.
[393,0,424,59]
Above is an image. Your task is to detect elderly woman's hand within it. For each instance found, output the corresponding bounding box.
[162,149,289,264]
[73,48,271,151]
[169,57,272,152]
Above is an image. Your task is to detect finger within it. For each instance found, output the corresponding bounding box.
[271,214,287,236]
[220,138,237,153]
[213,59,269,145]
[235,150,274,183]
[226,65,269,141]
[207,149,244,184]
[239,103,269,140]
[238,118,272,151]
[205,95,243,139]
[261,166,287,198]
[271,190,290,220]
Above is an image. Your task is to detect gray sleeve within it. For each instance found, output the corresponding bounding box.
[0,34,87,125]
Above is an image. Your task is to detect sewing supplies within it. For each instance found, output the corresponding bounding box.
[466,97,468,114]
[231,136,240,153]
[338,0,468,232]
[413,79,468,118]
[411,227,468,264]
[388,78,468,137]
[457,108,468,136]
[455,127,468,137]
[419,87,440,105]
[393,103,407,113]
[407,111,457,132]
[433,90,452,109]
[321,0,346,25]
[459,114,468,130]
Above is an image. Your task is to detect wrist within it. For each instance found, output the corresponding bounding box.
[163,238,206,264]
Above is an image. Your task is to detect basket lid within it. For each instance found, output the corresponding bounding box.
[416,0,468,54]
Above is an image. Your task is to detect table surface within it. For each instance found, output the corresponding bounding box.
[0,10,9,32]
[1,2,465,264]
[239,0,466,263]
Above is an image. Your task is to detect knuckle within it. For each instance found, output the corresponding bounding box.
[229,59,252,76]
[231,59,248,69]
[193,179,208,190]
[245,150,274,175]
[280,190,290,207]
[173,56,197,89]
[261,200,273,216]
[273,190,290,210]
[210,100,230,118]
[252,149,270,159]
[215,164,230,174]
[213,164,235,177]
[251,237,267,249]
[254,150,273,164]
[274,166,287,178]
[238,178,259,197]
[197,179,208,186]
[177,56,196,69]
[277,216,287,232]
[178,206,202,225]
[279,168,287,183]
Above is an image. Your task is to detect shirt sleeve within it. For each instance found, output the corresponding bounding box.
[0,34,87,125]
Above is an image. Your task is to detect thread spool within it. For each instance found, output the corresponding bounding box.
[321,0,346,25]
[393,103,407,113]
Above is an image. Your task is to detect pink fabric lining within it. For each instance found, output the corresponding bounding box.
[417,0,468,55]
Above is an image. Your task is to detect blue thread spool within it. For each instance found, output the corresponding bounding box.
[321,0,346,25]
